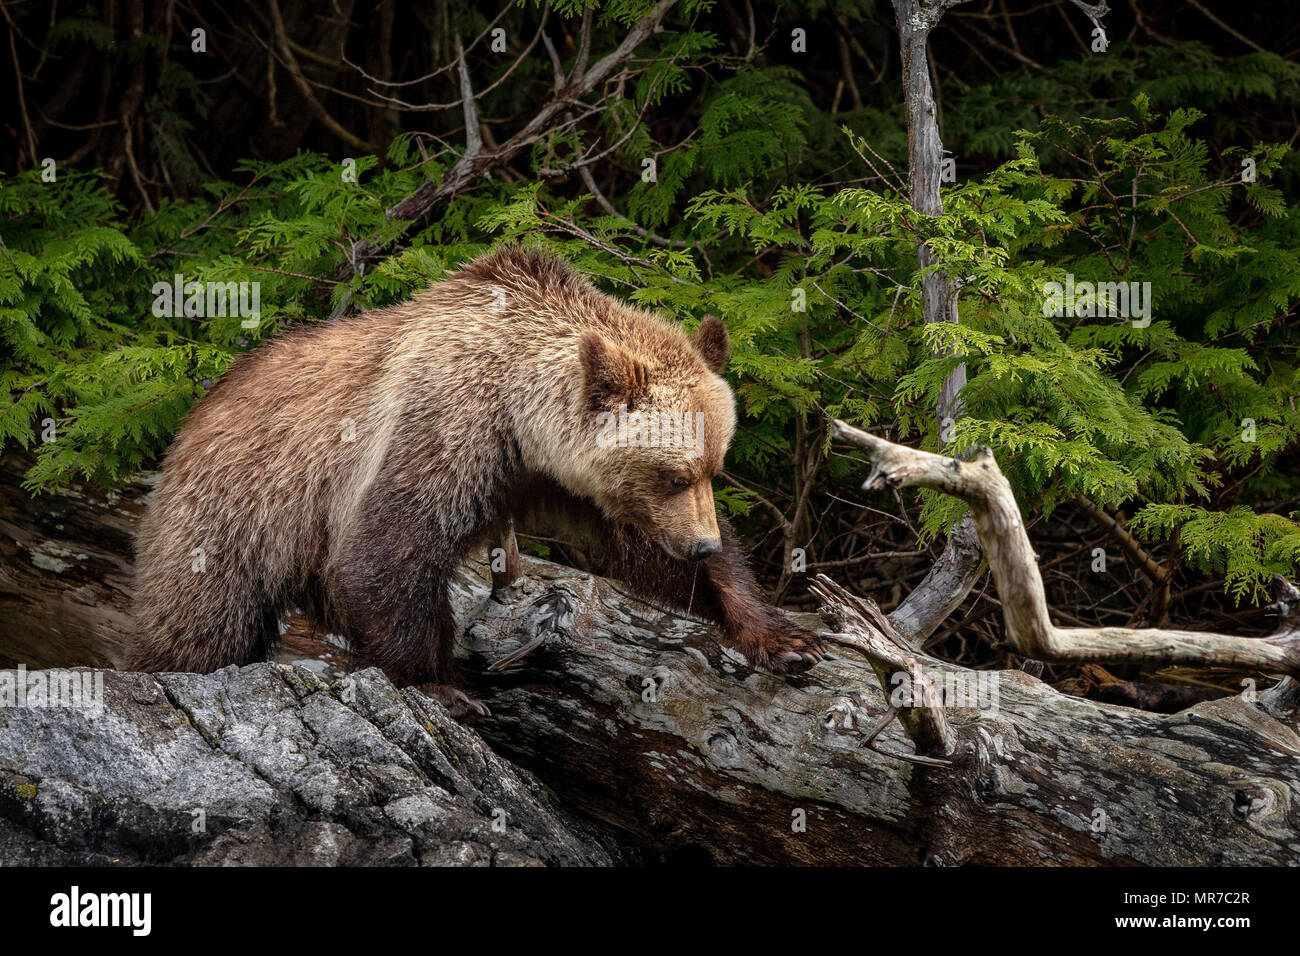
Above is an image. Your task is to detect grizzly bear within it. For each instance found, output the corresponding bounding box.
[129,247,824,712]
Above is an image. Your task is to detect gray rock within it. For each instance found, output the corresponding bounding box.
[0,663,616,866]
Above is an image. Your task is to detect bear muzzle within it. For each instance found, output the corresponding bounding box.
[688,538,723,560]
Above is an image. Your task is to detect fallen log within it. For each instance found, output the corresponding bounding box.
[0,453,146,671]
[450,557,1300,865]
[1,453,1298,864]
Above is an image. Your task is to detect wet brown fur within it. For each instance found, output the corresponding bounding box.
[130,247,823,686]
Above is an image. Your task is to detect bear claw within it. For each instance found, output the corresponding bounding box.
[416,684,492,720]
[743,616,826,675]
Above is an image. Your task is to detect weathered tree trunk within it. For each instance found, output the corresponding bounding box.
[0,453,145,670]
[886,0,985,641]
[452,559,1300,865]
[2,454,1297,865]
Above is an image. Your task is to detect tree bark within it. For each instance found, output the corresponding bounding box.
[0,454,145,670]
[450,557,1300,865]
[888,0,984,642]
[2,454,1297,865]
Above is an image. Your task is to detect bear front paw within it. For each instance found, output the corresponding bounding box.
[738,614,826,675]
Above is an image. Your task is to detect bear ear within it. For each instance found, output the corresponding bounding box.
[691,314,729,374]
[578,331,649,410]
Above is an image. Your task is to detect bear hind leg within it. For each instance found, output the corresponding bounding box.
[131,573,282,674]
[338,560,489,717]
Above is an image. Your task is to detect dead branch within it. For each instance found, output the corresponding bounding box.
[1068,0,1110,35]
[267,0,379,154]
[359,6,549,112]
[811,574,955,762]
[332,0,679,292]
[831,419,1300,679]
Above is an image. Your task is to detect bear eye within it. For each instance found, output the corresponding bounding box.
[670,476,691,491]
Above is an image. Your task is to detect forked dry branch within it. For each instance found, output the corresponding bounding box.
[831,418,1300,684]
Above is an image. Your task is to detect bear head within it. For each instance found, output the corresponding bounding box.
[578,315,736,562]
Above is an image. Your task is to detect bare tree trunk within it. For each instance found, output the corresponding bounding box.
[888,0,984,643]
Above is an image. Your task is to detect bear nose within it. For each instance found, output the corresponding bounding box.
[689,538,722,560]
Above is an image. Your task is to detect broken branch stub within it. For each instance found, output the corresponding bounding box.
[810,573,956,763]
